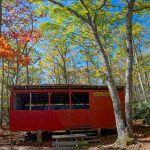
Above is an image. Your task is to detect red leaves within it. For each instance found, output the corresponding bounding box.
[1,0,42,67]
[17,30,41,46]
[0,36,16,60]
[18,55,30,66]
[0,36,30,66]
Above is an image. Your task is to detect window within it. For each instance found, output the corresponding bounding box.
[13,92,89,110]
[71,92,89,109]
[31,93,48,110]
[13,93,30,110]
[13,92,49,110]
[51,92,69,110]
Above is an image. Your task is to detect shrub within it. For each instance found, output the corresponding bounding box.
[132,100,150,124]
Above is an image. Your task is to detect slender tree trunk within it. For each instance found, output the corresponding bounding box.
[86,61,91,85]
[0,0,2,34]
[0,60,4,128]
[26,65,30,85]
[63,62,68,84]
[25,45,30,85]
[125,0,135,135]
[6,61,10,114]
[16,54,19,85]
[0,0,3,128]
[134,48,147,102]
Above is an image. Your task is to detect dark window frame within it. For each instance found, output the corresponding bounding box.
[13,91,90,110]
[50,92,70,110]
[13,92,49,111]
[71,92,89,109]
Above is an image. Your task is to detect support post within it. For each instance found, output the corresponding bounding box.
[37,130,42,143]
[10,131,13,148]
[97,128,101,137]
[29,92,32,110]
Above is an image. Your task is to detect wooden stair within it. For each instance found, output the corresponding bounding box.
[52,128,100,150]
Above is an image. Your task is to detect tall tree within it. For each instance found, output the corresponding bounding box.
[47,0,130,144]
[3,0,41,85]
[125,0,150,135]
[0,0,41,126]
[0,0,3,128]
[125,0,136,135]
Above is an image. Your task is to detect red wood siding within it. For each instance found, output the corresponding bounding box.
[9,88,125,131]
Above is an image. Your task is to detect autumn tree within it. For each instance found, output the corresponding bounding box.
[3,0,41,85]
[0,0,41,127]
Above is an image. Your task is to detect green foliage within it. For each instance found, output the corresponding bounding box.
[40,21,61,31]
[132,100,150,124]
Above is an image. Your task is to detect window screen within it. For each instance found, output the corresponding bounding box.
[13,92,49,110]
[13,93,30,110]
[31,93,48,110]
[71,92,89,109]
[51,92,69,110]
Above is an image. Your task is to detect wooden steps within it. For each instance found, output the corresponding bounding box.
[52,128,100,149]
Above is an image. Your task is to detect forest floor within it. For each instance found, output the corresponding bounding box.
[0,124,150,150]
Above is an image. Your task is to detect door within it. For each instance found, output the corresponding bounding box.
[50,92,72,131]
[71,92,89,128]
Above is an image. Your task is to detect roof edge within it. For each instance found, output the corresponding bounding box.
[9,84,124,90]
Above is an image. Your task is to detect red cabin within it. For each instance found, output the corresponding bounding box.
[9,85,125,132]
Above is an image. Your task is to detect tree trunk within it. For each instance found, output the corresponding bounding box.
[134,48,147,102]
[92,26,127,140]
[86,61,91,85]
[26,65,30,85]
[0,0,3,128]
[125,0,135,135]
[25,46,30,85]
[6,61,10,116]
[15,54,19,85]
[0,0,2,34]
[63,62,68,84]
[0,60,4,128]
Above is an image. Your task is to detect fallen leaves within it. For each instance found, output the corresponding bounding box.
[0,125,150,150]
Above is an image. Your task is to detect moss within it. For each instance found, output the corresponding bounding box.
[114,128,135,147]
[77,140,88,150]
[115,135,135,146]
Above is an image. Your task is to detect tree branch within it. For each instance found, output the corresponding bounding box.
[79,0,89,12]
[133,6,150,12]
[93,0,107,23]
[97,0,108,11]
[48,0,88,23]
[79,0,92,24]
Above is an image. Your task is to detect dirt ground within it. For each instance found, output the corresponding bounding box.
[0,124,150,150]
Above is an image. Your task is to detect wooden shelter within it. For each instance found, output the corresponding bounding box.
[9,84,125,131]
